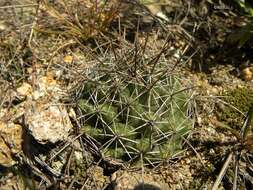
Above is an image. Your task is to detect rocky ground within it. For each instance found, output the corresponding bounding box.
[1,0,253,190]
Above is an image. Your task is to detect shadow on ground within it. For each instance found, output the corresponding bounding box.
[133,183,161,190]
[105,182,161,190]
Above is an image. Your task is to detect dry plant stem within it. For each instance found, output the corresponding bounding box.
[64,148,74,176]
[67,179,77,190]
[34,155,62,177]
[212,152,233,190]
[209,118,241,141]
[217,98,246,117]
[241,106,253,139]
[232,152,240,190]
[0,4,38,9]
[182,136,206,168]
[212,106,253,190]
[175,46,199,69]
[199,96,245,117]
[47,40,77,71]
[29,160,53,187]
[49,133,83,162]
[28,1,40,50]
[80,179,90,190]
[179,1,191,26]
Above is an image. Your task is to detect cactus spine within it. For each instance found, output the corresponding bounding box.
[78,50,193,166]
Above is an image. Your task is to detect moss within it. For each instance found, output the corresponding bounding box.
[218,87,253,129]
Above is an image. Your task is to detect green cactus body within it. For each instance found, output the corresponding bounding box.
[78,61,193,165]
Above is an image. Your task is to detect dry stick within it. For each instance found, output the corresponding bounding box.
[148,37,171,75]
[49,133,83,162]
[198,96,245,117]
[0,4,38,9]
[212,152,233,190]
[29,161,53,188]
[182,136,206,168]
[47,40,77,72]
[34,155,62,177]
[209,118,241,141]
[241,106,253,139]
[65,148,74,176]
[80,179,90,190]
[67,179,77,190]
[133,17,141,78]
[179,1,191,26]
[217,98,246,117]
[28,2,39,50]
[75,37,106,66]
[233,152,240,190]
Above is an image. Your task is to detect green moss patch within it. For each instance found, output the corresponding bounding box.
[218,87,253,129]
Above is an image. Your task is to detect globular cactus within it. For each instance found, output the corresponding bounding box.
[78,56,193,166]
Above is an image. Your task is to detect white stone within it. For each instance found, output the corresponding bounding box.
[25,102,72,144]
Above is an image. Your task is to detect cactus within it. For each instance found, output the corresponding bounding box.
[78,54,193,166]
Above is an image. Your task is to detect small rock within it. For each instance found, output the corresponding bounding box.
[86,166,109,189]
[63,55,73,64]
[0,21,7,32]
[68,108,76,119]
[17,82,33,97]
[0,122,22,167]
[24,73,71,144]
[156,12,169,21]
[241,67,252,81]
[35,75,60,98]
[25,102,72,144]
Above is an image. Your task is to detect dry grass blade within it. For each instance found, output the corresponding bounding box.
[0,4,38,9]
[49,133,83,162]
[212,152,233,190]
[232,152,240,190]
[241,106,253,140]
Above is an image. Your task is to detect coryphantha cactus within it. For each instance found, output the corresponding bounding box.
[77,50,194,166]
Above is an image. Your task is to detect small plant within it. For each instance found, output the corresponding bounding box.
[228,0,253,48]
[77,42,194,166]
[37,0,120,41]
[234,0,253,17]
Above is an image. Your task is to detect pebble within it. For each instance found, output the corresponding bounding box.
[0,21,7,32]
[241,67,252,81]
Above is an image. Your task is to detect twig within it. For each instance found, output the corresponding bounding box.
[212,152,233,190]
[0,4,38,9]
[28,2,40,50]
[233,152,240,190]
[49,133,83,162]
[182,136,206,168]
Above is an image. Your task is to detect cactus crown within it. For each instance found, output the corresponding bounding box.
[78,46,193,166]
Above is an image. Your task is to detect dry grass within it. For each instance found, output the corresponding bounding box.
[36,0,121,41]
